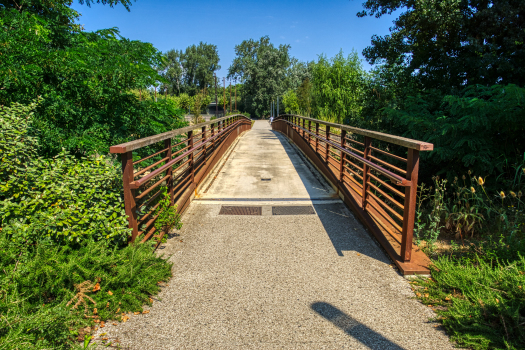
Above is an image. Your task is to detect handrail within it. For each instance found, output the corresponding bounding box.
[110,114,251,154]
[111,114,252,245]
[286,120,410,186]
[130,119,243,189]
[276,114,433,151]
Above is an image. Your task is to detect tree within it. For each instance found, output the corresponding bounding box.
[160,43,220,96]
[359,0,525,91]
[160,49,184,95]
[311,50,366,124]
[357,0,525,179]
[228,36,291,117]
[0,0,185,157]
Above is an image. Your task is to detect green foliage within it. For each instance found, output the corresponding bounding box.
[0,233,172,349]
[160,43,220,96]
[0,1,185,157]
[412,254,525,350]
[311,50,366,124]
[228,36,291,117]
[359,0,525,90]
[154,186,182,232]
[282,90,299,114]
[0,100,40,187]
[0,101,130,244]
[387,84,525,177]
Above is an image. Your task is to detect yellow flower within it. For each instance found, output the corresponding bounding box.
[510,191,517,198]
[500,191,505,199]
[518,191,523,198]
[478,177,485,186]
[470,187,475,193]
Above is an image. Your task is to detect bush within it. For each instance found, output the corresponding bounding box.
[0,232,172,349]
[0,101,130,245]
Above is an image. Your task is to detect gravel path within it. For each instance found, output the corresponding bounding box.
[94,121,454,349]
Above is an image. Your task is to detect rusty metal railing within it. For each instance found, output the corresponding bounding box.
[272,115,433,273]
[110,114,252,244]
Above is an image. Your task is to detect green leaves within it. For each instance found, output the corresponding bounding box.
[228,36,291,117]
[0,101,131,244]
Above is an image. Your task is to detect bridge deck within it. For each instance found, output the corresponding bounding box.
[97,121,452,349]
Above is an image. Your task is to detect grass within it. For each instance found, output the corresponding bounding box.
[412,247,525,349]
[0,234,172,349]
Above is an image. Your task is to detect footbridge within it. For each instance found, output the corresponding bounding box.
[106,115,453,349]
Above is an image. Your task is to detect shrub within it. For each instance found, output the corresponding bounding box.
[0,232,172,349]
[0,101,130,245]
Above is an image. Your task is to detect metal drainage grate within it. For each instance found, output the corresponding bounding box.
[272,206,316,216]
[219,206,262,216]
[261,178,271,181]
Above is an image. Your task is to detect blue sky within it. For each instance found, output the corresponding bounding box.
[72,0,400,78]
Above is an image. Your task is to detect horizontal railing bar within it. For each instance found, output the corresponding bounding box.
[138,204,161,227]
[342,174,363,196]
[367,190,404,224]
[110,114,250,153]
[369,173,405,198]
[277,114,433,151]
[134,156,169,178]
[369,155,407,175]
[130,120,244,189]
[370,146,407,163]
[285,120,411,186]
[172,144,191,157]
[171,138,189,149]
[344,164,363,180]
[133,147,169,165]
[136,174,170,200]
[367,181,404,210]
[137,188,162,211]
[345,137,364,146]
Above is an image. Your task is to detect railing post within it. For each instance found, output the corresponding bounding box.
[361,137,372,209]
[401,149,419,262]
[188,130,194,184]
[164,138,173,205]
[211,122,215,150]
[308,120,312,146]
[315,122,319,154]
[302,118,306,138]
[339,129,347,182]
[202,125,207,165]
[325,126,330,162]
[121,151,139,242]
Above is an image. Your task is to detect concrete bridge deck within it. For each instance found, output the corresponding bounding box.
[97,121,453,349]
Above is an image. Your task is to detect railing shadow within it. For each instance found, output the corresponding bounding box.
[270,129,390,264]
[311,302,406,350]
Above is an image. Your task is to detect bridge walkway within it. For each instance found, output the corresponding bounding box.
[98,121,453,349]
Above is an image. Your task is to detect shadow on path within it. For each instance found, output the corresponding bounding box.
[311,302,406,350]
[270,129,389,264]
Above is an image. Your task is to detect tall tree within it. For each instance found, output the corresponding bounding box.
[311,50,366,124]
[359,0,525,90]
[160,42,220,96]
[0,0,185,157]
[160,49,184,95]
[228,36,291,117]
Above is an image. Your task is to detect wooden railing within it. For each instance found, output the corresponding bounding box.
[110,114,252,244]
[272,115,433,274]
